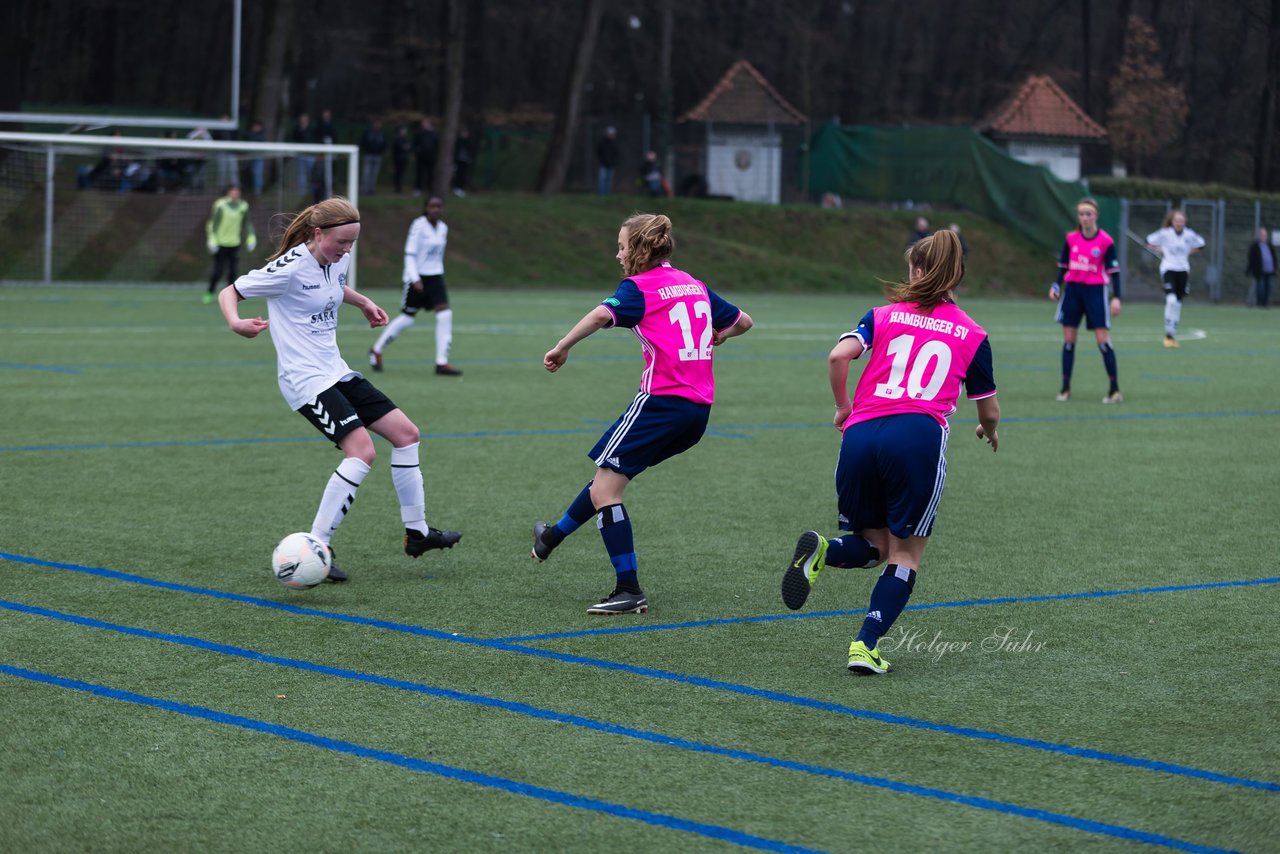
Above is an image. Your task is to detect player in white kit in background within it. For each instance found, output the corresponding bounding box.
[1145,209,1205,348]
[368,196,463,376]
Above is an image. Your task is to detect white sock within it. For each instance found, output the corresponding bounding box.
[391,443,428,535]
[435,308,453,365]
[1164,293,1181,336]
[310,457,371,544]
[373,312,416,353]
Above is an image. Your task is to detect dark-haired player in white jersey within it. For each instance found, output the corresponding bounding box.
[368,196,462,375]
[217,196,461,582]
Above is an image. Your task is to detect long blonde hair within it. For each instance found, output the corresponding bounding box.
[620,213,674,277]
[885,229,965,312]
[268,196,361,261]
[1161,208,1186,229]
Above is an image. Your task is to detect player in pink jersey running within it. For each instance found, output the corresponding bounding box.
[1049,197,1123,403]
[780,230,1000,674]
[530,213,753,615]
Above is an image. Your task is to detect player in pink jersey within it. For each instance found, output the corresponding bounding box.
[780,230,999,674]
[530,213,753,615]
[1048,197,1123,403]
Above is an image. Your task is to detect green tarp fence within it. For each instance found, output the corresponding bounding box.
[808,123,1119,251]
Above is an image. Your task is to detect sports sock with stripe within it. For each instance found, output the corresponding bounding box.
[855,564,917,649]
[390,443,428,536]
[596,503,639,591]
[310,457,371,544]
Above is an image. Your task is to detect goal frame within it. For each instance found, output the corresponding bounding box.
[0,130,361,286]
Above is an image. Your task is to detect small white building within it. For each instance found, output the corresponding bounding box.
[677,60,806,205]
[977,75,1107,182]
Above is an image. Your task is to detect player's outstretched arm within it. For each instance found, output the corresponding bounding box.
[544,306,612,372]
[975,395,1000,452]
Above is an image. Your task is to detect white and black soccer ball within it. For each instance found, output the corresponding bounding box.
[271,532,332,590]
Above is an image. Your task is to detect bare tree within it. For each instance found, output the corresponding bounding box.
[1258,0,1280,190]
[435,0,467,197]
[249,0,295,140]
[536,0,606,194]
[1107,14,1188,176]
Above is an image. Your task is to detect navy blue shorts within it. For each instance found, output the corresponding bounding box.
[589,392,711,478]
[1055,282,1110,330]
[835,413,948,540]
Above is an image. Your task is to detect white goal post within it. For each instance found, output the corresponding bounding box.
[0,131,360,286]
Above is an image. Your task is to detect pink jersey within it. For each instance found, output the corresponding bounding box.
[845,301,994,430]
[604,263,741,405]
[1062,228,1117,285]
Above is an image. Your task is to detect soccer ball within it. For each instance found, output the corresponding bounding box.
[271,532,332,590]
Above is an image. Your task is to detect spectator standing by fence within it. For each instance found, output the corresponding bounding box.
[212,115,240,189]
[1246,227,1275,308]
[292,113,316,195]
[359,118,386,196]
[597,126,618,195]
[452,127,474,197]
[244,120,266,195]
[391,125,412,194]
[414,119,437,195]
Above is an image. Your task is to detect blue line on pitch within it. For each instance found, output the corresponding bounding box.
[0,362,82,374]
[498,577,1280,642]
[0,601,1238,853]
[2,551,1274,794]
[0,663,819,854]
[2,409,1277,454]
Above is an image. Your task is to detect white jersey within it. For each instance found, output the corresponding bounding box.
[233,242,358,410]
[403,216,447,280]
[1146,226,1205,274]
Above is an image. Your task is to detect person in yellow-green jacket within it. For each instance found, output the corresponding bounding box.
[204,184,257,303]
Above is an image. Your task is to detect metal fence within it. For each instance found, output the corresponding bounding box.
[1116,197,1280,304]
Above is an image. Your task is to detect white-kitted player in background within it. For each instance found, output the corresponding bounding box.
[1146,209,1206,348]
[368,195,462,376]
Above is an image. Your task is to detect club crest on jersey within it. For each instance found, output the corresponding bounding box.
[338,272,347,288]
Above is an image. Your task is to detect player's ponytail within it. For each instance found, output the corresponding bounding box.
[620,213,674,277]
[268,197,362,261]
[885,229,965,312]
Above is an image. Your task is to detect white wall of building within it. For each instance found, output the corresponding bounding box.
[1006,139,1083,182]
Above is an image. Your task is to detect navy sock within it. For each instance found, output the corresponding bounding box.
[552,483,596,539]
[1061,342,1075,391]
[855,564,917,649]
[1099,342,1119,392]
[826,535,880,568]
[597,503,639,591]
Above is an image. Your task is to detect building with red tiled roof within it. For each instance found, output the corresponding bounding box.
[977,75,1108,181]
[675,60,806,204]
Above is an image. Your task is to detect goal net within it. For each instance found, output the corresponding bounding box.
[0,132,358,285]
